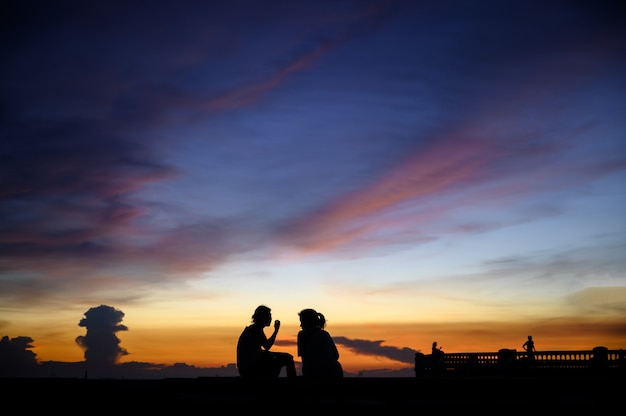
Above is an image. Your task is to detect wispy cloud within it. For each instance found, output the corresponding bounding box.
[334,337,417,364]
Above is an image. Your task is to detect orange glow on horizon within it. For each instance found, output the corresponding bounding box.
[26,317,626,376]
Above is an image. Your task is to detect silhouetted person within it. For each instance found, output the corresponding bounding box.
[431,341,445,373]
[522,335,536,362]
[236,305,296,378]
[297,308,343,379]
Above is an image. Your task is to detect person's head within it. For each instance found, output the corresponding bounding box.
[299,308,326,330]
[252,305,272,326]
[528,335,533,340]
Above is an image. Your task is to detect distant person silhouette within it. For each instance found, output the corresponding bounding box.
[236,305,296,378]
[297,308,343,379]
[522,335,536,361]
[431,341,445,372]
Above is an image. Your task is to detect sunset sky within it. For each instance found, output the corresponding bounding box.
[1,0,625,377]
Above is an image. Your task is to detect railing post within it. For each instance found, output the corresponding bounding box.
[498,348,517,372]
[591,346,609,370]
[432,350,445,374]
[414,352,425,376]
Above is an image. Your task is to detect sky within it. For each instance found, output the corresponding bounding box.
[1,0,625,378]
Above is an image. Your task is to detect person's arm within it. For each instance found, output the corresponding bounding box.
[325,330,340,360]
[297,331,303,357]
[262,319,280,350]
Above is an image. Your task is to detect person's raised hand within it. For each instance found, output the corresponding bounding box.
[274,320,281,331]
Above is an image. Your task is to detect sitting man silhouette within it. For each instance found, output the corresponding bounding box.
[431,341,445,372]
[236,305,296,378]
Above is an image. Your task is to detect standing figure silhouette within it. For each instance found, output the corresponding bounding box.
[522,335,536,362]
[236,305,296,378]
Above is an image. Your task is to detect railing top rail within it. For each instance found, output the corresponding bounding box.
[421,348,624,356]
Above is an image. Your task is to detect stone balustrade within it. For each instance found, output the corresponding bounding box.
[415,346,625,375]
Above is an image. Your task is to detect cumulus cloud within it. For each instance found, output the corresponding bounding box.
[75,304,129,375]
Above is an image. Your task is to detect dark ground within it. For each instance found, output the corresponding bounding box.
[4,370,623,411]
